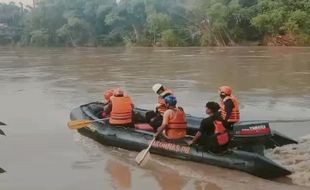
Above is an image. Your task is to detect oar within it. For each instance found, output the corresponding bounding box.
[0,167,5,173]
[67,118,109,129]
[135,136,156,166]
[0,129,5,136]
[0,121,6,126]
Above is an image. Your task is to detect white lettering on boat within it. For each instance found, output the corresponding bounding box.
[248,125,266,130]
[149,140,190,154]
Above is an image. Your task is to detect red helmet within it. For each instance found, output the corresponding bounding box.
[219,86,232,95]
[104,89,114,101]
[113,88,124,96]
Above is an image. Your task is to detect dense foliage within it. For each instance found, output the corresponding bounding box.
[0,0,309,46]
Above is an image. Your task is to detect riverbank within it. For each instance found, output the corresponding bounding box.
[1,40,309,48]
[1,33,309,48]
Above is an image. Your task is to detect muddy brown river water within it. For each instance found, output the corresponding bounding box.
[0,47,309,190]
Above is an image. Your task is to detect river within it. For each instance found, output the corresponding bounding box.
[0,47,309,190]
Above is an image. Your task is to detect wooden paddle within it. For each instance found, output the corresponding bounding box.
[0,129,5,136]
[67,118,109,129]
[0,121,6,172]
[135,136,156,166]
[0,167,5,173]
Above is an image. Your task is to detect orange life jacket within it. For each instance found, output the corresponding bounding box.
[109,96,133,125]
[214,120,229,145]
[156,88,173,115]
[165,108,187,140]
[157,97,167,115]
[220,95,240,123]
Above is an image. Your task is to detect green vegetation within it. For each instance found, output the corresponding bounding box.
[0,0,310,46]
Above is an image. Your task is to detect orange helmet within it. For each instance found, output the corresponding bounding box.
[104,89,114,101]
[113,88,124,96]
[219,86,232,95]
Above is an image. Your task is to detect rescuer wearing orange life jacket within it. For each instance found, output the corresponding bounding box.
[218,86,240,129]
[102,89,114,118]
[152,83,174,115]
[104,88,134,128]
[146,84,174,130]
[187,102,229,153]
[155,95,187,140]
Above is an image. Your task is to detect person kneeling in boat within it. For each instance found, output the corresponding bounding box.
[147,84,174,130]
[218,86,240,130]
[155,95,187,140]
[102,89,114,118]
[104,88,135,128]
[187,102,229,153]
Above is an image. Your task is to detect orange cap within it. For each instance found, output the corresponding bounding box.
[219,86,232,95]
[104,89,114,101]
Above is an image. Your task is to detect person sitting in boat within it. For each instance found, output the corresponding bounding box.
[187,102,229,153]
[104,88,135,128]
[102,89,114,118]
[152,83,174,115]
[146,84,174,129]
[218,86,240,130]
[155,95,187,140]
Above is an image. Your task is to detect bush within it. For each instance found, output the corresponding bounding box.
[30,30,50,46]
[0,34,12,45]
[161,29,177,46]
[200,32,212,46]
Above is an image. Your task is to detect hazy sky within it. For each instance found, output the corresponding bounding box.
[0,0,33,5]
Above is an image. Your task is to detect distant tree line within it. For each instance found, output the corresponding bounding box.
[0,0,309,47]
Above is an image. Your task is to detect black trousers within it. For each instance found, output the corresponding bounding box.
[145,111,163,130]
[198,134,228,153]
[224,121,235,131]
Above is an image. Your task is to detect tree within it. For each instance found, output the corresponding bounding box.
[0,2,27,45]
[29,29,49,46]
[147,12,171,45]
[251,0,310,43]
[161,29,177,46]
[0,0,310,46]
[57,17,92,46]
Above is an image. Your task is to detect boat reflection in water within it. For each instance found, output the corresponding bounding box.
[106,159,131,189]
[75,131,222,190]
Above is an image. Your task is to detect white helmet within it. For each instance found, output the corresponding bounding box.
[152,83,163,94]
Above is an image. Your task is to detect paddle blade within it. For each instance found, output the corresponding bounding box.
[67,119,93,129]
[135,149,150,166]
[0,129,5,136]
[0,167,5,173]
[0,121,6,126]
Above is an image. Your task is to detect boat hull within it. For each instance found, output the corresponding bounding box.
[69,102,292,178]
